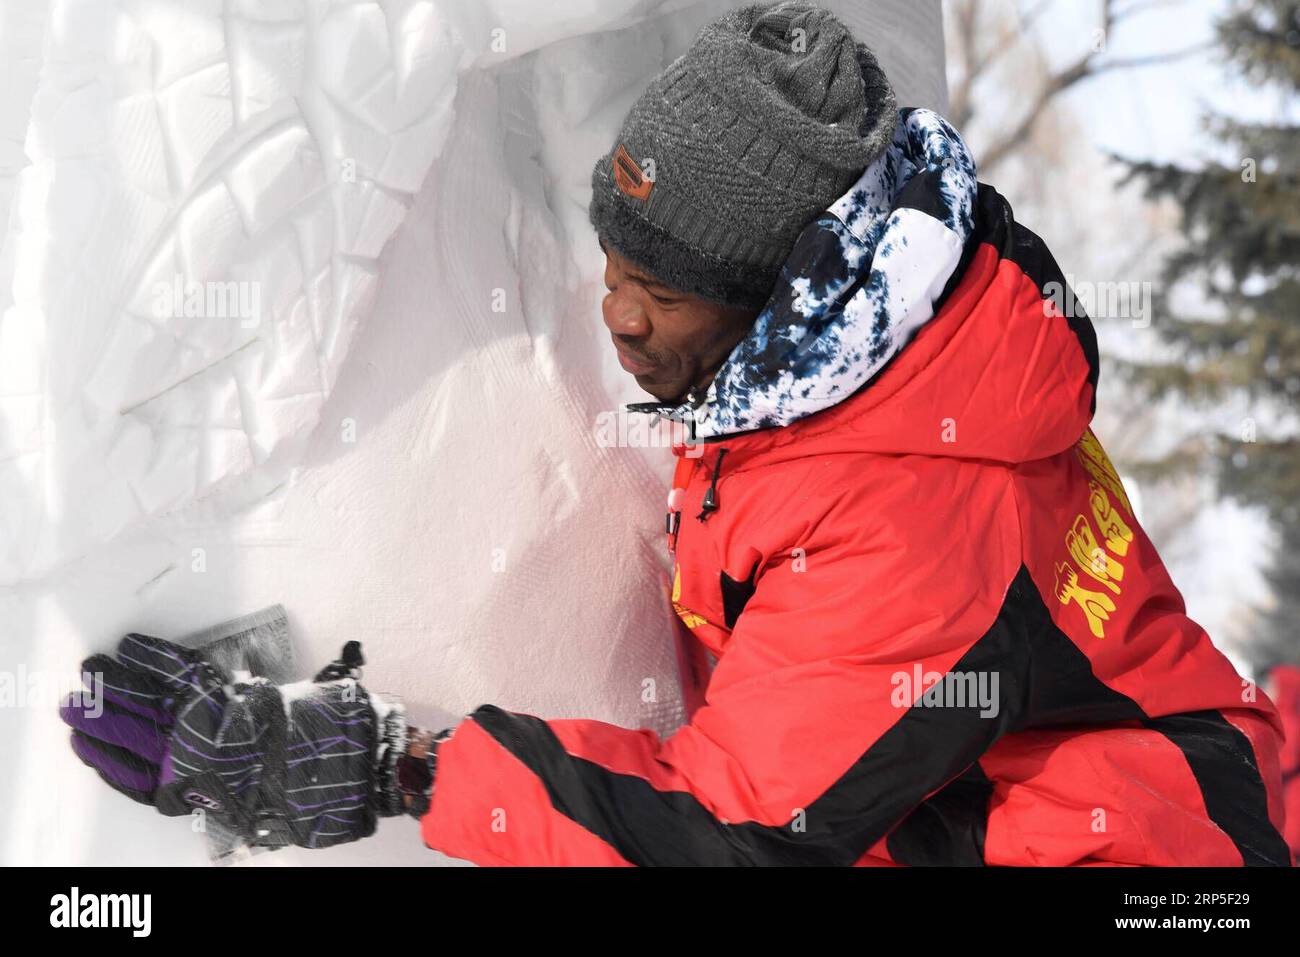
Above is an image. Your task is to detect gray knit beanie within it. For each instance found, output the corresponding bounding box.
[588,1,897,310]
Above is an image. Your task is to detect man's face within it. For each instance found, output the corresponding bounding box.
[600,241,757,403]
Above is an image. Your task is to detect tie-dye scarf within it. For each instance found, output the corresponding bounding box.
[658,107,978,439]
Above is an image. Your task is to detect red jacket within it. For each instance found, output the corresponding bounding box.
[419,184,1291,866]
[1269,665,1300,859]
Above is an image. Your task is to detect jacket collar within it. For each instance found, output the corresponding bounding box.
[626,107,978,442]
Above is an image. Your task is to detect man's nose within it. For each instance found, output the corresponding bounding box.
[602,290,649,338]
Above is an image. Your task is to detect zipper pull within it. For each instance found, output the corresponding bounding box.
[696,448,728,523]
[666,486,685,551]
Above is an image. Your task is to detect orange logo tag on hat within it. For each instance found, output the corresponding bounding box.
[613,143,654,201]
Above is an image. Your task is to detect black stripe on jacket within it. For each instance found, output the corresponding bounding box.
[469,565,1289,866]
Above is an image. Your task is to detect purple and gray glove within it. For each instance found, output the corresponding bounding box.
[60,635,414,849]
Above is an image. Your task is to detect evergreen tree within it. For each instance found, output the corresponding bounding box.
[1117,0,1300,671]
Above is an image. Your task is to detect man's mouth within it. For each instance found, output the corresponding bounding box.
[613,339,658,376]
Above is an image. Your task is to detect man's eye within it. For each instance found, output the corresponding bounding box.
[648,291,678,306]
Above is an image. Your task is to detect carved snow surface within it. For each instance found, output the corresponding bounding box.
[0,0,946,865]
[0,0,648,581]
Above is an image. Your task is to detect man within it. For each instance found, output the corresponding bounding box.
[64,2,1289,866]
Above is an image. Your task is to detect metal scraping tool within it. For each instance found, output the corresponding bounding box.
[181,603,296,684]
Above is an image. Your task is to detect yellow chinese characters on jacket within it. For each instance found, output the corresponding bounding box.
[1053,430,1136,638]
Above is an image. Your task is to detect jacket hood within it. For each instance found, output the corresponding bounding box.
[631,108,1098,469]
